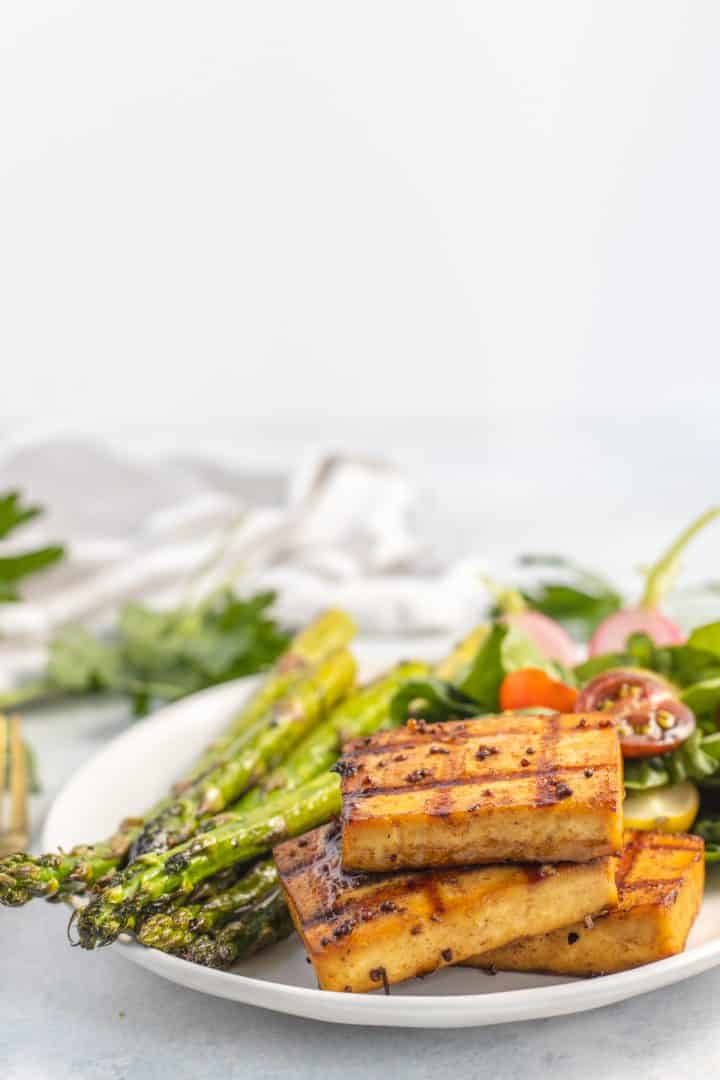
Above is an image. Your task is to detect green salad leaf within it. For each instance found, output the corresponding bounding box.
[458,624,507,708]
[390,621,563,725]
[575,625,720,731]
[623,730,720,790]
[514,555,622,639]
[622,758,670,791]
[389,679,479,727]
[693,816,720,863]
[682,679,720,727]
[688,623,720,656]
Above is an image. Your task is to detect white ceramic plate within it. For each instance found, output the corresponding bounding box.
[43,644,720,1028]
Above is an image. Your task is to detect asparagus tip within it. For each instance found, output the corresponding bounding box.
[76,894,132,948]
[137,909,195,954]
[0,853,61,906]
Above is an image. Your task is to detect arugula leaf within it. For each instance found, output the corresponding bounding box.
[623,758,670,791]
[458,622,563,708]
[458,624,507,707]
[575,624,720,731]
[516,555,622,639]
[574,652,622,683]
[390,621,567,725]
[576,625,720,689]
[0,491,64,602]
[389,679,480,726]
[688,623,720,657]
[669,729,720,784]
[623,730,720,791]
[693,816,720,862]
[681,679,720,723]
[500,625,562,679]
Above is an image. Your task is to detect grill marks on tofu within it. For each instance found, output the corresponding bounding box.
[472,831,705,977]
[339,714,623,870]
[612,830,705,918]
[275,822,618,993]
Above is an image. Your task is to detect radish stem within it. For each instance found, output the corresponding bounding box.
[641,507,720,610]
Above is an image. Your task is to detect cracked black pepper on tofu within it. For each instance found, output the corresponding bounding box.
[337,713,624,872]
[274,821,617,993]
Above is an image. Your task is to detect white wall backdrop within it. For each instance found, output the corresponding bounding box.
[1,0,720,606]
[2,0,719,439]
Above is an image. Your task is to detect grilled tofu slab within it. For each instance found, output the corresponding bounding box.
[471,830,705,976]
[274,821,617,993]
[339,713,623,871]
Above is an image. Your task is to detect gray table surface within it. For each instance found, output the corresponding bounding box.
[2,695,720,1080]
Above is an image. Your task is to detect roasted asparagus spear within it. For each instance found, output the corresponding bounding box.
[0,611,354,907]
[129,648,355,856]
[76,772,342,947]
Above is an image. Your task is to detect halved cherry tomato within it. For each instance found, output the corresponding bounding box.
[499,668,579,713]
[575,667,695,758]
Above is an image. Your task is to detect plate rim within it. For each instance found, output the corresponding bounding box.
[42,663,720,1028]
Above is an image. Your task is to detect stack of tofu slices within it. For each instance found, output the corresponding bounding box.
[275,712,705,993]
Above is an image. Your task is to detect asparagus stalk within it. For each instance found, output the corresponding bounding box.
[134,662,425,943]
[0,823,139,906]
[238,660,430,811]
[76,772,341,948]
[134,661,429,956]
[138,857,279,953]
[132,610,356,833]
[132,635,488,959]
[129,648,355,857]
[185,863,246,904]
[0,613,355,908]
[174,609,355,792]
[123,637,485,961]
[184,888,293,969]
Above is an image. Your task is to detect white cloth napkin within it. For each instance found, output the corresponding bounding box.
[0,440,489,685]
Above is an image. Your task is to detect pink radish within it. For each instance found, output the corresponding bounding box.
[588,507,720,656]
[482,577,579,666]
[502,609,579,666]
[588,609,685,654]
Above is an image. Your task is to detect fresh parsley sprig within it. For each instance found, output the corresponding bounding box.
[2,590,290,716]
[0,491,64,602]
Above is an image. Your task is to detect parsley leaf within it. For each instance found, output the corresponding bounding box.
[10,589,290,716]
[0,491,64,602]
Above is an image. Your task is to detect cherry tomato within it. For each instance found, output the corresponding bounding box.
[499,668,579,713]
[575,667,695,757]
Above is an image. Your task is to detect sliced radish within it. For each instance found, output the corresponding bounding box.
[502,610,580,666]
[588,608,685,656]
[587,508,720,656]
